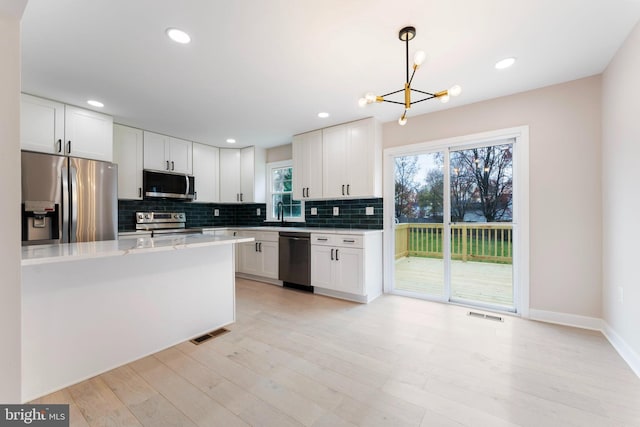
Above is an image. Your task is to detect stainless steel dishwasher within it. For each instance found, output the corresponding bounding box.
[278,231,312,292]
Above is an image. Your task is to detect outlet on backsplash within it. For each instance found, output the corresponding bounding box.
[214,209,219,217]
[256,208,261,216]
[333,207,339,216]
[310,207,318,215]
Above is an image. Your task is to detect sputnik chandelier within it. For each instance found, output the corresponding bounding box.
[358,26,461,126]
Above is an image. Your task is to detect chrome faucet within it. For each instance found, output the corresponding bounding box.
[277,201,285,224]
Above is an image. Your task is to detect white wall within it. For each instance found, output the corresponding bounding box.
[602,21,640,370]
[0,0,27,403]
[384,76,603,319]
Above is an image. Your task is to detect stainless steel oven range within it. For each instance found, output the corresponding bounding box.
[135,211,202,237]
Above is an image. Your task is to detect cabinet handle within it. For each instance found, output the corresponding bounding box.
[255,242,259,252]
[343,239,355,243]
[67,140,71,154]
[171,161,175,171]
[240,193,243,202]
[166,160,170,170]
[347,184,350,195]
[331,248,334,260]
[194,191,197,200]
[316,238,328,241]
[306,187,310,197]
[335,249,339,261]
[57,139,62,153]
[259,242,262,252]
[138,187,142,198]
[341,184,345,196]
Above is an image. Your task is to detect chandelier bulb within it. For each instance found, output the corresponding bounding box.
[358,97,367,107]
[449,85,462,97]
[439,94,450,103]
[365,92,376,103]
[413,50,426,67]
[398,113,408,126]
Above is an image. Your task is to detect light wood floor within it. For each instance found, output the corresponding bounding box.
[32,278,640,426]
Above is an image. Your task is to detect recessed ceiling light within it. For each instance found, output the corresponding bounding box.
[495,57,516,70]
[87,100,104,108]
[166,28,191,44]
[226,138,236,144]
[318,112,330,118]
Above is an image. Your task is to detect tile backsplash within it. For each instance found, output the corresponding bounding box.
[118,198,383,231]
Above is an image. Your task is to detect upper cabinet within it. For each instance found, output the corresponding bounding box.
[292,117,382,200]
[113,124,143,200]
[292,129,323,200]
[219,146,266,203]
[192,143,219,203]
[143,131,192,174]
[21,94,113,162]
[322,117,381,199]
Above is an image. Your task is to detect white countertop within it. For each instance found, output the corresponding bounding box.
[22,234,254,266]
[202,226,383,235]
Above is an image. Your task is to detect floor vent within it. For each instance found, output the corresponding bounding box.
[190,328,230,345]
[467,311,504,322]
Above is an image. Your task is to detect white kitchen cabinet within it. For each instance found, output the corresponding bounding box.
[192,143,219,203]
[113,124,143,199]
[311,232,383,302]
[237,231,278,280]
[21,94,113,162]
[292,129,323,200]
[143,131,192,174]
[322,117,382,199]
[219,148,241,202]
[219,146,266,203]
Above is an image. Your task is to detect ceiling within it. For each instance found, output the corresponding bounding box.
[20,0,640,149]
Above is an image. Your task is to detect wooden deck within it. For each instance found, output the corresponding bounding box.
[394,256,513,308]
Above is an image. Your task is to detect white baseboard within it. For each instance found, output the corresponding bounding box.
[602,322,640,378]
[528,309,603,330]
[527,309,640,379]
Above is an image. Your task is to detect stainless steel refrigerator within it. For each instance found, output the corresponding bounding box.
[21,151,118,245]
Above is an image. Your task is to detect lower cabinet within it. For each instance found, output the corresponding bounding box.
[237,231,278,280]
[311,232,382,302]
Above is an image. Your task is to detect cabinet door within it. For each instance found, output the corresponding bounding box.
[335,247,364,295]
[168,137,193,174]
[311,245,336,289]
[345,119,372,197]
[20,94,65,154]
[240,147,254,203]
[292,130,323,200]
[113,124,143,199]
[239,241,260,275]
[143,131,169,171]
[64,105,113,162]
[260,241,279,279]
[219,148,241,202]
[322,125,348,198]
[192,143,219,203]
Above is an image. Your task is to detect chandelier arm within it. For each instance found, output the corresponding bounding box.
[410,88,437,97]
[410,96,438,105]
[408,66,418,87]
[381,100,407,106]
[381,88,405,97]
[405,32,410,84]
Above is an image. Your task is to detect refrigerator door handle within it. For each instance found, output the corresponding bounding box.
[70,166,79,242]
[61,166,69,243]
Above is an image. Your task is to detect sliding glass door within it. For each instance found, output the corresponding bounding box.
[392,138,517,312]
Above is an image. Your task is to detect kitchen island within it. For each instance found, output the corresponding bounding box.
[21,233,253,402]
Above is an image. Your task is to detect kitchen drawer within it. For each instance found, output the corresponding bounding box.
[311,234,363,248]
[257,231,279,242]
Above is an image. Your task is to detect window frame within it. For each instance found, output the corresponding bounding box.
[265,160,305,223]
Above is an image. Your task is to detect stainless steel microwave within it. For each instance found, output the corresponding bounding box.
[143,170,195,200]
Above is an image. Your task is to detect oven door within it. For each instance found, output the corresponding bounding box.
[143,170,195,200]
